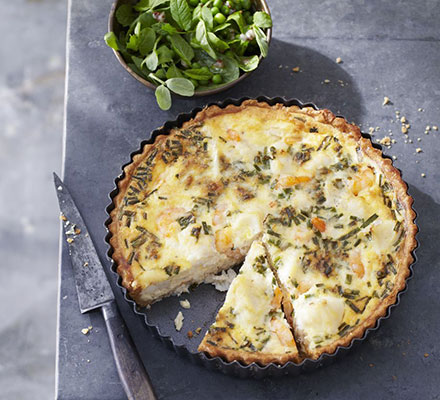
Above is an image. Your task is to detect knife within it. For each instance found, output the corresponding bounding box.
[54,173,157,400]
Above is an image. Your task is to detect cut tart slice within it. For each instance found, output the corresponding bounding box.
[198,241,300,365]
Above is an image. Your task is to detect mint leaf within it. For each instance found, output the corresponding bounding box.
[166,64,183,78]
[213,22,231,32]
[155,84,172,110]
[138,28,156,56]
[207,32,229,52]
[218,55,239,83]
[253,11,272,28]
[134,0,150,11]
[195,21,217,59]
[157,45,174,64]
[170,0,192,31]
[169,34,194,65]
[145,50,159,70]
[116,4,135,27]
[227,12,246,33]
[253,26,268,58]
[201,6,213,30]
[166,78,195,96]
[104,32,119,50]
[183,68,213,80]
[126,34,139,51]
[149,0,169,10]
[160,23,179,35]
[237,55,259,72]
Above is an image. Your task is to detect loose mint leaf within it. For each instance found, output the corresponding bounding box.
[237,54,259,72]
[116,4,135,27]
[169,34,194,65]
[207,32,229,52]
[138,28,156,56]
[170,0,192,31]
[253,11,272,28]
[104,32,119,50]
[126,34,139,51]
[227,12,246,33]
[138,12,156,28]
[155,84,172,110]
[166,77,195,96]
[192,4,202,23]
[157,45,174,64]
[166,64,183,78]
[160,23,179,35]
[195,21,216,59]
[213,22,231,32]
[201,6,213,30]
[145,50,159,70]
[183,68,213,80]
[253,26,268,57]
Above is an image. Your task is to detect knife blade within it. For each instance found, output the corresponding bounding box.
[54,173,157,400]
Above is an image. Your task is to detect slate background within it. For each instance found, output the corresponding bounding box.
[58,0,440,399]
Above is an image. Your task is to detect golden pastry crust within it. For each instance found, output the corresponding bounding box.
[108,99,417,364]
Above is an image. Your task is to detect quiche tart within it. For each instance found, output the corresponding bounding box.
[108,100,417,364]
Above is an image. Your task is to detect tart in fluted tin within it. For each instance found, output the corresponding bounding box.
[108,99,417,365]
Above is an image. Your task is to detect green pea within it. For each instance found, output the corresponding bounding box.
[240,0,251,10]
[211,6,220,15]
[221,5,230,15]
[190,79,198,88]
[192,62,202,69]
[213,0,223,8]
[188,0,199,5]
[212,74,223,84]
[214,12,226,24]
[199,79,209,86]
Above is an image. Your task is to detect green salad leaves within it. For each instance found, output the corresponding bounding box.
[105,0,272,110]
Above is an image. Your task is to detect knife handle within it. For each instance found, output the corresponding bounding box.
[102,301,157,400]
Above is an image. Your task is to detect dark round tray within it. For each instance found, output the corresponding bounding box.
[104,96,418,378]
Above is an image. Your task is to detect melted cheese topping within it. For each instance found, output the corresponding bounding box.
[114,104,408,360]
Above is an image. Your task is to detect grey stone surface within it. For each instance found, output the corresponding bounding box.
[0,0,66,399]
[58,0,440,399]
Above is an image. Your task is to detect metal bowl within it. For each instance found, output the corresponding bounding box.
[108,0,272,96]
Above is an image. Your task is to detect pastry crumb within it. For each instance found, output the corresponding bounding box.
[323,79,330,84]
[83,262,89,267]
[424,353,429,358]
[57,185,63,191]
[292,66,300,72]
[180,299,191,309]
[174,311,184,331]
[433,126,438,131]
[416,148,422,153]
[195,327,202,335]
[383,96,391,105]
[401,126,408,134]
[60,214,67,221]
[336,57,343,64]
[418,108,424,112]
[379,136,391,146]
[81,326,92,335]
[400,116,407,123]
[187,330,193,338]
[421,173,426,178]
[205,269,237,292]
[369,363,374,368]
[66,238,74,244]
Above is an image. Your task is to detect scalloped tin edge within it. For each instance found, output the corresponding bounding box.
[104,96,418,379]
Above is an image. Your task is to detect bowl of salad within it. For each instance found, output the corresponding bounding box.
[105,0,272,109]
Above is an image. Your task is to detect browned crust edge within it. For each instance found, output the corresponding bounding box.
[198,340,301,366]
[108,99,418,364]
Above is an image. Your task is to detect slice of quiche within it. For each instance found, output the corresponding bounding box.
[198,241,300,365]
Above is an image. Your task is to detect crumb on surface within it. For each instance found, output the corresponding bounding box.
[369,363,374,368]
[336,57,343,64]
[416,148,422,153]
[66,238,74,244]
[292,66,300,72]
[180,299,191,309]
[379,136,391,146]
[174,311,184,331]
[424,353,429,358]
[383,96,391,105]
[195,327,202,335]
[323,79,330,84]
[421,173,426,178]
[81,326,92,335]
[187,330,193,338]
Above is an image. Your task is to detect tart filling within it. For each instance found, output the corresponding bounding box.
[109,100,417,364]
